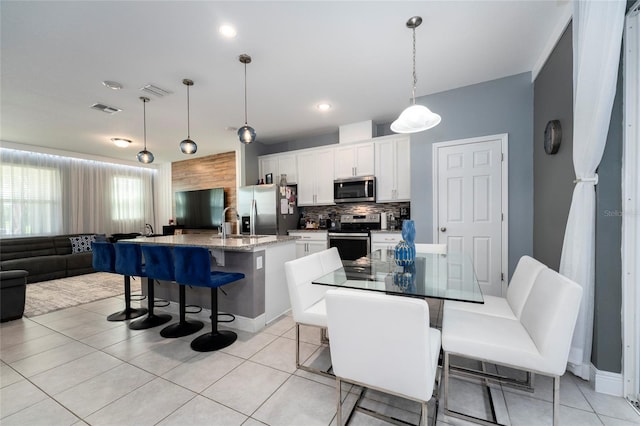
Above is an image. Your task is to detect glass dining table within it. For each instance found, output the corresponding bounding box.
[312,249,484,304]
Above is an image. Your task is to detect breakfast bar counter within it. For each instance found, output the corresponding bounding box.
[122,234,297,331]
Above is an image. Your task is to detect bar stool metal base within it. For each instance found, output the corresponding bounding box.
[107,307,148,322]
[129,278,172,330]
[190,330,237,352]
[107,275,147,322]
[161,320,204,338]
[129,313,172,330]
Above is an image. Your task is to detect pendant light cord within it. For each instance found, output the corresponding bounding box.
[143,98,147,150]
[186,84,191,138]
[244,62,248,125]
[412,26,417,105]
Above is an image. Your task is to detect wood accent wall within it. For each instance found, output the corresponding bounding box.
[171,151,237,223]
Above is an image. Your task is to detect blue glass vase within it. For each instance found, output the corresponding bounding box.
[394,240,415,266]
[402,219,416,247]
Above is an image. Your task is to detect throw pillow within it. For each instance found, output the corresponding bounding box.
[69,235,96,253]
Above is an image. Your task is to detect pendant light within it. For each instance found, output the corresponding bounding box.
[179,79,198,154]
[137,96,154,164]
[238,54,256,144]
[390,16,441,134]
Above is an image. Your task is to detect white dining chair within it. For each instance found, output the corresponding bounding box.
[443,255,547,391]
[415,243,447,254]
[284,249,336,377]
[325,288,441,426]
[444,255,546,320]
[442,267,582,425]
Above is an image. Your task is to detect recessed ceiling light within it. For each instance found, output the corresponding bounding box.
[111,138,131,148]
[219,24,237,38]
[102,81,123,90]
[317,103,332,111]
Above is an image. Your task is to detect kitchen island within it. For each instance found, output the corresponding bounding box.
[122,234,297,331]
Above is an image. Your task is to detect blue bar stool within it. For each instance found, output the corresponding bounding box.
[173,246,245,352]
[141,245,204,338]
[92,241,147,321]
[114,242,172,330]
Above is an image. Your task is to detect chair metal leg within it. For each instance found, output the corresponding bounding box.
[443,352,450,412]
[421,401,428,426]
[295,322,334,378]
[107,275,148,321]
[336,377,343,426]
[553,376,560,426]
[129,278,172,330]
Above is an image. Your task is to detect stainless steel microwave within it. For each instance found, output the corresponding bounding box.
[333,176,376,203]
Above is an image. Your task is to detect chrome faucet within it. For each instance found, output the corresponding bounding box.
[221,207,239,239]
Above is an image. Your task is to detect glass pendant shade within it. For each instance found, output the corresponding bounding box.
[179,79,197,154]
[137,149,154,164]
[137,96,154,164]
[238,125,256,144]
[180,138,197,154]
[238,54,256,144]
[390,104,441,133]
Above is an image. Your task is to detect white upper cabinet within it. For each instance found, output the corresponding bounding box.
[297,148,335,206]
[258,156,278,183]
[277,153,297,184]
[334,142,375,178]
[375,135,411,202]
[258,153,298,184]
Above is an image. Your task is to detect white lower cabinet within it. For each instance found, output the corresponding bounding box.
[370,232,402,254]
[288,231,328,258]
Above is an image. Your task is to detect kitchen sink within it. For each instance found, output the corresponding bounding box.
[210,234,272,239]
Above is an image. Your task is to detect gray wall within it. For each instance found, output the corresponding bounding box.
[593,54,623,373]
[533,22,623,373]
[533,24,574,271]
[260,131,338,155]
[410,72,534,278]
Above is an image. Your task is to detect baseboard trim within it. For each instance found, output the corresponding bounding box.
[590,364,624,396]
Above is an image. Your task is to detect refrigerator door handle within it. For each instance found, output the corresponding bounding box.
[250,199,257,236]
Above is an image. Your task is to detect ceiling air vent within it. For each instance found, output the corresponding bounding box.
[140,84,172,97]
[90,103,122,114]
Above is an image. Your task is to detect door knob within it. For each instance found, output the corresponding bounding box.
[440,227,447,232]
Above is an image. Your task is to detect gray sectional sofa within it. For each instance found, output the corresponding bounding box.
[0,234,97,284]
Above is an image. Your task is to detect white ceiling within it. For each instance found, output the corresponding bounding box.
[0,1,570,165]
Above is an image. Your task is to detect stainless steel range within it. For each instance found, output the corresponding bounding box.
[328,214,381,262]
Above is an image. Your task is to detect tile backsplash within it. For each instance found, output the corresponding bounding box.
[299,202,410,228]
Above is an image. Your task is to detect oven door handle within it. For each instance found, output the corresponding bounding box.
[328,233,369,239]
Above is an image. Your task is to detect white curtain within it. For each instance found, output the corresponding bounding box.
[560,0,626,380]
[0,148,156,237]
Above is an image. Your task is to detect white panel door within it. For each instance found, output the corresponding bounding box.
[334,146,357,178]
[435,137,504,296]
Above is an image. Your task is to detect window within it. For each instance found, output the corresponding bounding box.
[111,176,144,221]
[0,164,62,236]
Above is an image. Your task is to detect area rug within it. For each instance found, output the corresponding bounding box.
[24,272,142,318]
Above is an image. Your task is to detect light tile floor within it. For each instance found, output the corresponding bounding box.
[1,295,639,426]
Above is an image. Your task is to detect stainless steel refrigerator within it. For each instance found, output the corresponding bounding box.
[238,184,298,235]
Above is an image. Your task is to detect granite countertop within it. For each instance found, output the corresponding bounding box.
[370,230,401,233]
[288,229,329,233]
[120,234,297,251]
